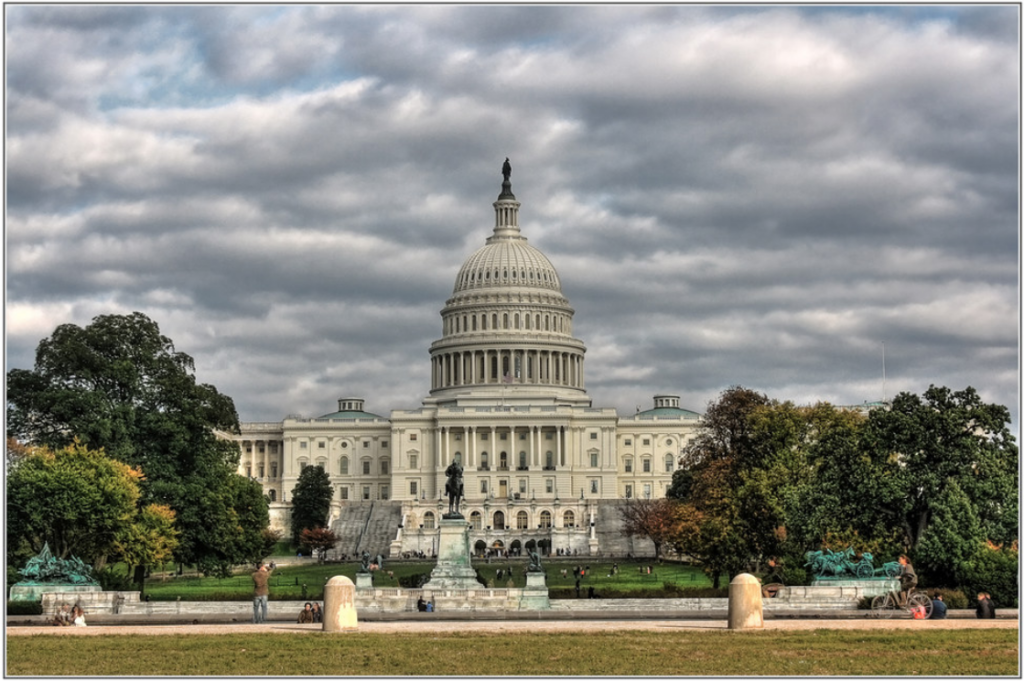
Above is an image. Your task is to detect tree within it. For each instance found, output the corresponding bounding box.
[617,498,681,558]
[290,465,334,546]
[6,312,269,575]
[300,527,339,562]
[112,503,179,597]
[6,441,144,564]
[861,386,1018,552]
[260,528,285,560]
[668,387,772,587]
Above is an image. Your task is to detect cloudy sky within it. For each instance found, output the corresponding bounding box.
[6,5,1020,431]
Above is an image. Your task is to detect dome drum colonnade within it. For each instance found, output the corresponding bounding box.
[429,166,586,396]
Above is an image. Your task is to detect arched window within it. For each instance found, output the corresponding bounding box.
[340,456,349,474]
[493,511,505,530]
[423,512,436,530]
[665,455,674,473]
[470,511,482,530]
[540,510,552,528]
[563,510,575,527]
[268,490,277,502]
[517,511,529,530]
[499,451,508,469]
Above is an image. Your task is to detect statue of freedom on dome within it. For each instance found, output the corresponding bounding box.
[502,157,512,182]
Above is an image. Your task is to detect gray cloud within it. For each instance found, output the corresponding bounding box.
[6,5,1018,430]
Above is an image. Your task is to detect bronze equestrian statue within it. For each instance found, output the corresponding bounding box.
[444,459,464,518]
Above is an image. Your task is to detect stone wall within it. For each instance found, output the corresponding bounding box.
[41,591,141,615]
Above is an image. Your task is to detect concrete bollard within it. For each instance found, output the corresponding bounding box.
[322,576,358,632]
[727,573,764,629]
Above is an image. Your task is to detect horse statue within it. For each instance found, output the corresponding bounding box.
[444,459,464,517]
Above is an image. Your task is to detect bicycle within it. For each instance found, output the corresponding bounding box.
[870,588,933,619]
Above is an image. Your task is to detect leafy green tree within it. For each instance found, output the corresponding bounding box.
[914,480,983,587]
[290,465,334,546]
[668,386,772,587]
[6,441,143,563]
[862,386,1018,552]
[6,312,269,575]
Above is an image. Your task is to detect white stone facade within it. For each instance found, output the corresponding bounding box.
[231,167,703,553]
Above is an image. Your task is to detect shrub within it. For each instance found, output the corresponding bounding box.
[960,543,1019,608]
[94,566,136,592]
[549,585,728,600]
[7,600,43,615]
[398,573,430,589]
[927,588,968,610]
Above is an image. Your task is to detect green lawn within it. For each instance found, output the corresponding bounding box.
[6,629,1018,676]
[141,559,715,601]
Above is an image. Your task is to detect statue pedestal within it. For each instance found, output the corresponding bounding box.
[10,584,99,602]
[520,571,550,609]
[421,518,479,590]
[355,572,374,590]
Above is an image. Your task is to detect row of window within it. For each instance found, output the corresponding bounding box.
[445,310,568,335]
[297,439,387,450]
[291,452,674,478]
[415,509,577,531]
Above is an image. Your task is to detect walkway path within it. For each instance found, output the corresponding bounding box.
[8,617,1016,637]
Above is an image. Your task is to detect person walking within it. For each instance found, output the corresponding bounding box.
[252,561,272,624]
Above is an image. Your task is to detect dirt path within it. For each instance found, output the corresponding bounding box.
[8,617,1017,637]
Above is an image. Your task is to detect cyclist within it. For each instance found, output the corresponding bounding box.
[897,555,917,606]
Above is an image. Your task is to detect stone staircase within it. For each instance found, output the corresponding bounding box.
[592,500,656,557]
[331,504,374,557]
[352,501,403,559]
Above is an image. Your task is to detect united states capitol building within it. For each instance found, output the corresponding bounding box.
[231,163,703,558]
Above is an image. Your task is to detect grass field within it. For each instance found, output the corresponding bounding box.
[142,559,716,601]
[6,629,1018,676]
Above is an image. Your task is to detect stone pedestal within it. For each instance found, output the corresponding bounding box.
[421,517,479,590]
[323,576,358,632]
[11,584,100,602]
[520,571,551,610]
[728,573,763,629]
[811,578,898,597]
[39,590,141,615]
[355,572,374,590]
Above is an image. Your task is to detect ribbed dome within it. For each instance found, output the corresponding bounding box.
[453,240,562,294]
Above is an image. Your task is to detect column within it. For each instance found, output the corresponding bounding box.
[262,440,269,482]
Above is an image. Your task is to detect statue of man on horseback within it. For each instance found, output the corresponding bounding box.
[444,458,464,518]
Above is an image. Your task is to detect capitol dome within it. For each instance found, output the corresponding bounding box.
[426,160,589,406]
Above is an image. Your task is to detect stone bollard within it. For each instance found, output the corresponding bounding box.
[727,573,764,630]
[322,576,358,632]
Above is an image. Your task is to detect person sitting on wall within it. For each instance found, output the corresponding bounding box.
[71,605,86,627]
[311,602,323,623]
[298,602,314,624]
[52,603,72,626]
[929,594,947,619]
